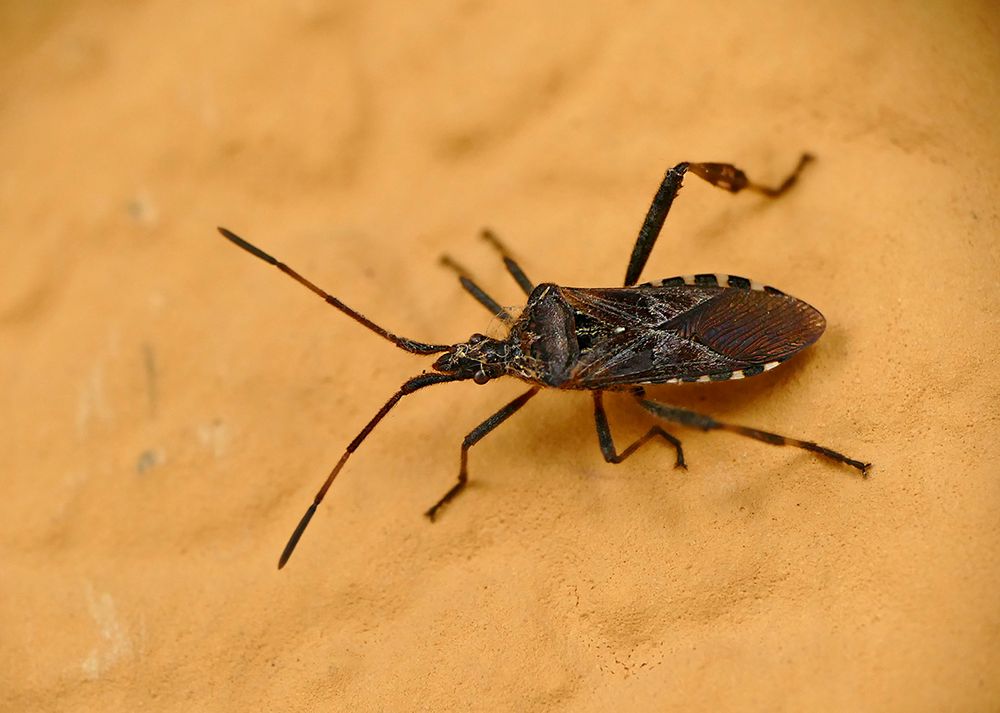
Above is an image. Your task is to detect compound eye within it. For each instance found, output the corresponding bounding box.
[473,369,490,385]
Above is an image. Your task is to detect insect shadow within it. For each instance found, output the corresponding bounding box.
[219,153,870,569]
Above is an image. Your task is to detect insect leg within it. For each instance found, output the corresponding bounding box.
[623,154,814,287]
[634,396,870,476]
[278,372,462,569]
[593,392,686,468]
[425,387,540,521]
[688,153,814,198]
[624,163,688,287]
[218,227,451,355]
[438,254,514,323]
[481,228,535,295]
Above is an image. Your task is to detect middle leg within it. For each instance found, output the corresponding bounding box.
[593,391,686,468]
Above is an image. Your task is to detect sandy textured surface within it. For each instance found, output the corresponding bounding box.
[2,1,998,711]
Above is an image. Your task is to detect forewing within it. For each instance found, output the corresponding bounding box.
[561,283,825,388]
[684,287,826,362]
[559,284,715,326]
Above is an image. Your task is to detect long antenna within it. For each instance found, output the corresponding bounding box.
[218,227,451,355]
[278,372,461,568]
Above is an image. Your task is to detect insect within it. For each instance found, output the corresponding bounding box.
[219,152,870,569]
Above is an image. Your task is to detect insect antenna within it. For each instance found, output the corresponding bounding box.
[217,227,451,355]
[279,371,463,569]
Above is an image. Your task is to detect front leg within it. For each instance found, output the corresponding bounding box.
[481,228,535,295]
[425,387,540,521]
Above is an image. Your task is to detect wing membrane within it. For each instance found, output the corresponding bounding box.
[559,284,825,388]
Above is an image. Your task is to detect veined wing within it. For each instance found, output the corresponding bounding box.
[559,278,825,388]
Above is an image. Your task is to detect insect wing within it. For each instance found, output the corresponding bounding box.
[560,283,825,387]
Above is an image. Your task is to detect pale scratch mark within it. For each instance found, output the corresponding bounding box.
[76,361,112,438]
[197,419,228,458]
[53,469,90,521]
[81,582,132,680]
[147,290,166,313]
[107,327,121,360]
[142,342,157,418]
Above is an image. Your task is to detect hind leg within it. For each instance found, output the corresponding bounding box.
[623,153,814,286]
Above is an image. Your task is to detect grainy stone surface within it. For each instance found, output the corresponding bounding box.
[2,1,998,711]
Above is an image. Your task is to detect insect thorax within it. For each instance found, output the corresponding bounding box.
[506,284,581,387]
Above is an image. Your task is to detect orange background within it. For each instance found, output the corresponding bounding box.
[2,1,998,711]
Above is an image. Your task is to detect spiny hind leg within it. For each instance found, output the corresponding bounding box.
[634,394,870,476]
[623,153,814,286]
[687,153,814,197]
